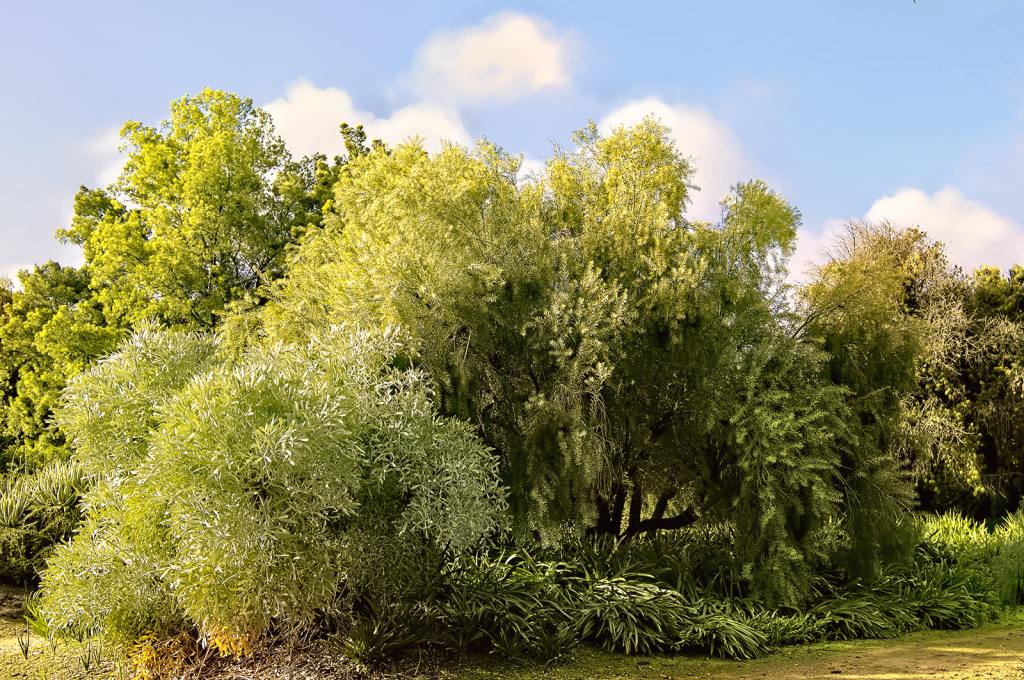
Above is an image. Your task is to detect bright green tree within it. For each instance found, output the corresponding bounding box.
[0,90,358,472]
[57,89,297,328]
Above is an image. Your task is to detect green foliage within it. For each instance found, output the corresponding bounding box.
[0,460,89,583]
[974,265,1024,323]
[428,519,1006,663]
[251,118,918,606]
[0,262,123,472]
[991,512,1024,606]
[796,221,952,580]
[12,92,1020,667]
[956,266,1024,511]
[575,579,687,655]
[1,92,360,477]
[920,510,1024,608]
[37,324,505,647]
[812,227,1024,514]
[57,89,298,329]
[432,547,769,660]
[332,599,430,664]
[274,152,346,243]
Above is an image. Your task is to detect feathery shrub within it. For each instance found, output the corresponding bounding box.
[36,325,506,648]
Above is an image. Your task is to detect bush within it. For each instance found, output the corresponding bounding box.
[920,510,1024,609]
[991,510,1024,607]
[37,325,506,649]
[425,526,1001,663]
[0,460,89,584]
[432,546,770,660]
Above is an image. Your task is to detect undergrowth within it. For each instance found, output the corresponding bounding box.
[331,510,1024,666]
[21,509,1024,677]
[0,460,89,583]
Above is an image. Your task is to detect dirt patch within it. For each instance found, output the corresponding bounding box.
[0,583,27,619]
[709,626,1024,680]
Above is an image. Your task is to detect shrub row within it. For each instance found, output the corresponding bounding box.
[336,516,1020,664]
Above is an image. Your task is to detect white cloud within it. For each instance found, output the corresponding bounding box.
[409,11,576,103]
[83,126,125,189]
[517,155,546,184]
[371,101,471,151]
[788,218,845,285]
[865,186,1024,274]
[789,187,1024,287]
[598,97,760,223]
[263,79,472,159]
[0,262,34,290]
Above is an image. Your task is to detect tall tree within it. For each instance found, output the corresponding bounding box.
[255,120,918,603]
[795,221,946,574]
[2,90,355,470]
[812,225,1024,517]
[57,89,296,328]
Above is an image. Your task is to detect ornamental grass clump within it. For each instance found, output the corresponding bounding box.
[36,324,506,652]
[920,509,1024,609]
[0,460,90,582]
[991,510,1024,607]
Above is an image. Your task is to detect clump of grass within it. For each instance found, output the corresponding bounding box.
[921,509,1024,609]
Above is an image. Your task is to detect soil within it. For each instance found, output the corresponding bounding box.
[0,600,1022,680]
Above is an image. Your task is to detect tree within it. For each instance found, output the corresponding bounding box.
[944,265,1024,515]
[808,224,1023,518]
[2,91,364,471]
[795,221,948,574]
[0,262,122,471]
[0,274,15,460]
[57,89,297,329]
[254,120,918,603]
[274,152,346,244]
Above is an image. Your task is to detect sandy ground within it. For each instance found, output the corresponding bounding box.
[703,624,1024,680]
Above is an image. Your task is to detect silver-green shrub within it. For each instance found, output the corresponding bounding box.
[38,324,505,645]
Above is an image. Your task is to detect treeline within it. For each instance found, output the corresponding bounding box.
[0,88,1022,668]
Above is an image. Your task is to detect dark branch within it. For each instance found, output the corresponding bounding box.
[635,482,740,535]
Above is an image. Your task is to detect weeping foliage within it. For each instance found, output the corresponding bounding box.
[245,119,923,605]
[795,221,942,577]
[37,324,505,647]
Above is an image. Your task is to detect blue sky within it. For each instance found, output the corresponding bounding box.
[3,0,1023,283]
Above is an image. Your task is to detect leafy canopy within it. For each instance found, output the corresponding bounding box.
[57,89,295,328]
[0,90,358,472]
[251,118,918,604]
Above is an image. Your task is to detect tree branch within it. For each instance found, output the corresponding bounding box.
[634,482,739,534]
